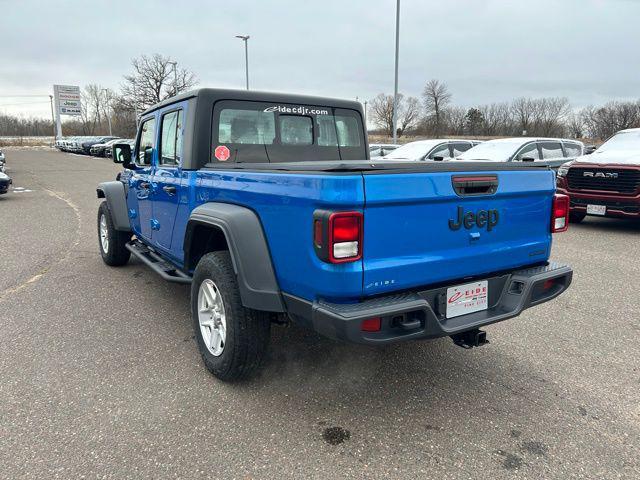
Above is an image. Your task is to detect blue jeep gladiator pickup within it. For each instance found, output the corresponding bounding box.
[97,88,573,381]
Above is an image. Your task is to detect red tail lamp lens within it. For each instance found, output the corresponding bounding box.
[552,194,569,233]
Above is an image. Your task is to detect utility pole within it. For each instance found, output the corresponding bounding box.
[168,61,178,96]
[101,88,113,136]
[235,35,250,90]
[49,95,56,141]
[364,100,368,129]
[53,86,63,139]
[133,79,139,129]
[392,0,400,144]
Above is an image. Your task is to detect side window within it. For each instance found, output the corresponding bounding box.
[540,141,564,159]
[218,108,275,145]
[280,115,313,145]
[564,142,582,158]
[452,142,472,156]
[514,143,541,161]
[136,117,156,165]
[335,115,361,147]
[159,110,183,166]
[317,113,362,148]
[428,143,452,160]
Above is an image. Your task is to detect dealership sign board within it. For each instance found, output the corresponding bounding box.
[54,85,81,116]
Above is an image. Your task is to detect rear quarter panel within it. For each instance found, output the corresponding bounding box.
[193,170,365,302]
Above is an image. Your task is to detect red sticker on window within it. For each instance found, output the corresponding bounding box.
[214,145,230,161]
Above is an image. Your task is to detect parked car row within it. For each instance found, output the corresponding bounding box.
[378,137,583,168]
[377,129,639,224]
[55,136,133,157]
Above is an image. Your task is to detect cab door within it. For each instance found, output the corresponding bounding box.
[151,107,185,255]
[127,115,157,242]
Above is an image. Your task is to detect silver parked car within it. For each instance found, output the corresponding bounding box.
[369,143,400,158]
[457,137,584,169]
[383,139,482,161]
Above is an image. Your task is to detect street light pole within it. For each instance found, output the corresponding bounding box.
[101,88,113,136]
[49,95,56,141]
[235,35,250,90]
[392,0,400,144]
[168,61,178,96]
[364,100,368,129]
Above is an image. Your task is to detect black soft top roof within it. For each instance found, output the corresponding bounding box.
[141,88,362,116]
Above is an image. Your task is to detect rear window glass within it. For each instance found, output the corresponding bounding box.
[219,109,275,144]
[280,115,313,145]
[212,101,365,163]
[564,142,582,157]
[540,142,563,159]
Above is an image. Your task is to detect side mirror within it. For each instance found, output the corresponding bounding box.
[112,143,134,169]
[521,157,536,162]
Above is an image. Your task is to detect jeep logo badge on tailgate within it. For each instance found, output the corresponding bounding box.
[449,206,499,231]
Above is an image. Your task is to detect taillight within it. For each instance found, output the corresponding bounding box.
[313,210,363,263]
[552,194,569,233]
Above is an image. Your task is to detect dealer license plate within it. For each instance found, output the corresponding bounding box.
[446,280,489,319]
[586,204,606,216]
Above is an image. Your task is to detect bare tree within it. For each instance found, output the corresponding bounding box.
[422,79,452,136]
[121,54,197,113]
[445,106,467,135]
[511,97,535,135]
[369,93,420,137]
[581,101,640,140]
[478,102,512,136]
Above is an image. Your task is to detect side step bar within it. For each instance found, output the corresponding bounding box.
[125,240,192,284]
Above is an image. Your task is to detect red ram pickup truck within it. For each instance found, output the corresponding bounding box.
[556,128,640,222]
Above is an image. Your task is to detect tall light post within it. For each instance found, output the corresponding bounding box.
[235,35,250,90]
[168,61,178,95]
[392,0,400,144]
[132,79,139,129]
[101,88,113,136]
[49,95,57,141]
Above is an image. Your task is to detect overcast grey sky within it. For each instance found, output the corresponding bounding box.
[1,0,639,119]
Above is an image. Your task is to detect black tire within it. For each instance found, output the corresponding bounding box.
[569,211,586,224]
[97,201,131,266]
[191,251,270,381]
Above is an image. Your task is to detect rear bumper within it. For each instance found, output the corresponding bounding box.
[557,185,640,218]
[284,262,572,345]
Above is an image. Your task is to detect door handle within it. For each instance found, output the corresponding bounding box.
[162,185,177,195]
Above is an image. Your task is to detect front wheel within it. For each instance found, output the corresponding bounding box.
[97,201,131,266]
[191,251,270,381]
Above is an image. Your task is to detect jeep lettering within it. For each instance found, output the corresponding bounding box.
[448,206,499,231]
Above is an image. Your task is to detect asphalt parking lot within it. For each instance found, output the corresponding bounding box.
[0,149,638,479]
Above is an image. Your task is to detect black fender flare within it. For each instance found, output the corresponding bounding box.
[185,203,284,312]
[96,181,131,232]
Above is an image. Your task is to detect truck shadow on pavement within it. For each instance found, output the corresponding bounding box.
[572,216,640,233]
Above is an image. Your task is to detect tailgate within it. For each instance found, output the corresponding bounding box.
[362,168,555,296]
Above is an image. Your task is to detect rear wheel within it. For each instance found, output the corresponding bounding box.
[97,201,131,266]
[191,251,270,381]
[569,211,586,223]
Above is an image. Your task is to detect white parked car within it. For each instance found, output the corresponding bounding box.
[370,143,399,158]
[383,139,482,161]
[457,138,584,170]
